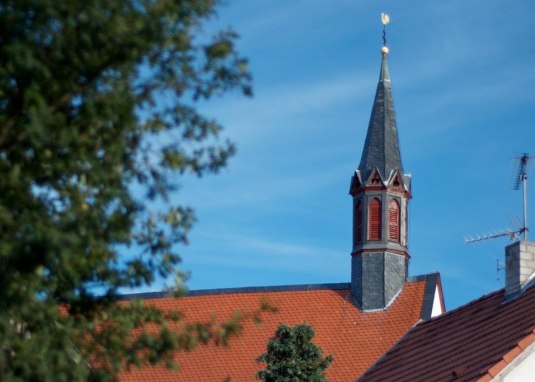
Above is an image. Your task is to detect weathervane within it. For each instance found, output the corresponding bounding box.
[381,13,390,56]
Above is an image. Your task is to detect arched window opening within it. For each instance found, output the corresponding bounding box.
[389,199,400,241]
[369,198,382,241]
[355,201,363,244]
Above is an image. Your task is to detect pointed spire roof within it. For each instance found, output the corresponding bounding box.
[358,52,403,182]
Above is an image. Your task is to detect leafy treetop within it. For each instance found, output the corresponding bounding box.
[0,0,253,380]
[257,323,334,382]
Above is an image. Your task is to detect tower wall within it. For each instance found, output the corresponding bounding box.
[351,252,407,310]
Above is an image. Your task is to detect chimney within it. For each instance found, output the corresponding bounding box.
[505,241,535,298]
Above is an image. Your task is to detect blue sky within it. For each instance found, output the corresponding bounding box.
[167,0,535,310]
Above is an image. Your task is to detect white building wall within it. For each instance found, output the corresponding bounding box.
[493,341,535,382]
[431,286,443,317]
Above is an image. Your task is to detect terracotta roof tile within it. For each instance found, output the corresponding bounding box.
[119,278,431,381]
[358,284,535,382]
[518,331,535,350]
[501,346,522,363]
[487,360,507,377]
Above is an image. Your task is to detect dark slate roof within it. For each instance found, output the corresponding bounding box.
[357,283,535,382]
[358,56,403,182]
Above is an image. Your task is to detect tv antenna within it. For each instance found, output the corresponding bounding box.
[514,153,529,241]
[465,153,531,244]
[496,258,505,280]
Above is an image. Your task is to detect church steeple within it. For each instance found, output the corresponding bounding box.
[357,53,403,183]
[349,15,412,311]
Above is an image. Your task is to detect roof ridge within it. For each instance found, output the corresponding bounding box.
[421,288,504,324]
[119,274,436,301]
[118,282,351,300]
[407,271,440,283]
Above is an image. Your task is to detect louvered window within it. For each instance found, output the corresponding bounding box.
[355,201,363,244]
[369,198,382,241]
[389,198,400,241]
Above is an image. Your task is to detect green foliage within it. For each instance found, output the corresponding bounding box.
[257,323,334,382]
[0,0,252,380]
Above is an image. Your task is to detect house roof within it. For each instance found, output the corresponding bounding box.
[358,55,403,182]
[358,281,535,382]
[119,274,440,382]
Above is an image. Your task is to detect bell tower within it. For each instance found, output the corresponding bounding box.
[349,16,412,310]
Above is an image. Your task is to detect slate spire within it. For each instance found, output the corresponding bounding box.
[358,52,403,182]
[350,22,412,311]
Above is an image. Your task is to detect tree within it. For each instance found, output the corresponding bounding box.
[257,323,334,382]
[0,0,254,380]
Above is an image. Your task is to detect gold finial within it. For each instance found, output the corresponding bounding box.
[381,13,390,56]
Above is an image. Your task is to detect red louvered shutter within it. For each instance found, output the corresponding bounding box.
[356,201,363,243]
[389,199,400,241]
[369,198,382,241]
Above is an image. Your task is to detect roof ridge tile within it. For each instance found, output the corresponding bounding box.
[118,283,351,300]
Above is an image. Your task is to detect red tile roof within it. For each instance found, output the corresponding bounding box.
[119,277,435,381]
[358,283,535,382]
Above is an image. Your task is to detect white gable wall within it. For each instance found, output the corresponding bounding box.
[493,341,535,381]
[431,286,443,317]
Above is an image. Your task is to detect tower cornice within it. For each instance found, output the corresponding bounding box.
[351,247,410,260]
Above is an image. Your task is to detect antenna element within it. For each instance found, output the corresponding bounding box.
[465,153,531,244]
[514,153,530,240]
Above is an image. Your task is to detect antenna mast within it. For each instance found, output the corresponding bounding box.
[465,153,531,244]
[514,153,529,241]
